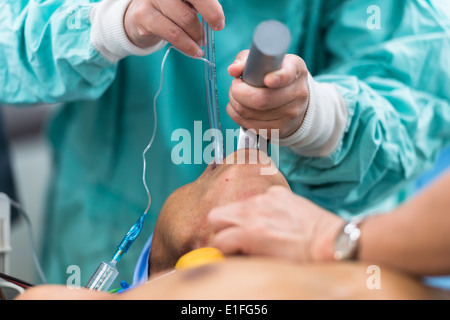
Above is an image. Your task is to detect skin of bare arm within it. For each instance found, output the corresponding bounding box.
[208,165,450,276]
[359,170,450,276]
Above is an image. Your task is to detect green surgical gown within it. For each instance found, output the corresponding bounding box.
[1,0,450,285]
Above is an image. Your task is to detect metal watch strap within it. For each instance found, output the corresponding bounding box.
[333,216,365,261]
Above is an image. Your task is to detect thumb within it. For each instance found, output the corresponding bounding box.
[227,50,250,78]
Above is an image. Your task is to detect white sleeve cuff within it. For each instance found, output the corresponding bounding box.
[275,73,348,157]
[90,0,167,63]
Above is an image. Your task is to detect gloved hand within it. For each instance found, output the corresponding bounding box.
[228,50,310,139]
[124,0,225,57]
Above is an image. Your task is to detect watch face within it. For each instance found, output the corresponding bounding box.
[334,228,360,260]
[334,233,352,260]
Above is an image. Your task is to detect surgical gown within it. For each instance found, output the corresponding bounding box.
[1,0,450,285]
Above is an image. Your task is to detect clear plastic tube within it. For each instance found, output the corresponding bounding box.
[85,19,221,294]
[141,40,218,216]
[85,214,145,291]
[203,21,223,165]
[85,260,118,292]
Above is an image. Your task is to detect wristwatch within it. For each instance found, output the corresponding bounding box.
[333,217,365,261]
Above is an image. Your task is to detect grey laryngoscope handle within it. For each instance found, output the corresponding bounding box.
[239,20,291,150]
[242,20,291,87]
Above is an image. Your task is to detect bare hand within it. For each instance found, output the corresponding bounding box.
[124,0,225,57]
[228,50,310,139]
[208,186,343,263]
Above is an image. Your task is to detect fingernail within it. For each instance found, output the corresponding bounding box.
[215,20,225,31]
[230,59,241,66]
[269,75,281,86]
[195,49,204,58]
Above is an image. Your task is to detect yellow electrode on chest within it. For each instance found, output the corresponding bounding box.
[175,247,225,270]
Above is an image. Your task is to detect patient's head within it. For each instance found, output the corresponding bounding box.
[149,149,289,276]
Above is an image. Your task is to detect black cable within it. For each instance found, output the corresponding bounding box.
[0,271,34,289]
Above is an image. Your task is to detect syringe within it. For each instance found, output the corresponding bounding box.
[85,260,119,292]
[85,213,146,291]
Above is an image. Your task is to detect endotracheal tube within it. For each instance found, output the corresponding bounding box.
[203,21,223,166]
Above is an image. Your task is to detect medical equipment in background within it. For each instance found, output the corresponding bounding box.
[238,20,291,150]
[0,193,17,299]
[86,20,221,293]
[0,193,44,299]
[0,193,11,275]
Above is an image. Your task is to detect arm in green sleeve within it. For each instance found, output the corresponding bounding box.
[0,0,165,104]
[0,0,116,104]
[283,0,450,214]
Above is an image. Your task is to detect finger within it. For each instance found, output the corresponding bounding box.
[227,100,305,138]
[208,205,245,233]
[147,10,203,57]
[227,50,250,78]
[264,55,307,89]
[188,0,225,31]
[212,227,247,255]
[231,77,298,111]
[159,0,204,45]
[213,221,280,257]
[267,185,292,197]
[226,103,285,135]
[228,90,284,121]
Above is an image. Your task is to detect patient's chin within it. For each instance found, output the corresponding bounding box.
[223,149,273,168]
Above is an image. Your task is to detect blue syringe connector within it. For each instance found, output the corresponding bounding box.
[86,213,146,291]
[112,214,146,263]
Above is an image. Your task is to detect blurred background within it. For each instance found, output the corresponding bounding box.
[1,104,56,285]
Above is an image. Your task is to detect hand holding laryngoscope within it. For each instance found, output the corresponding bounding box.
[228,21,310,150]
